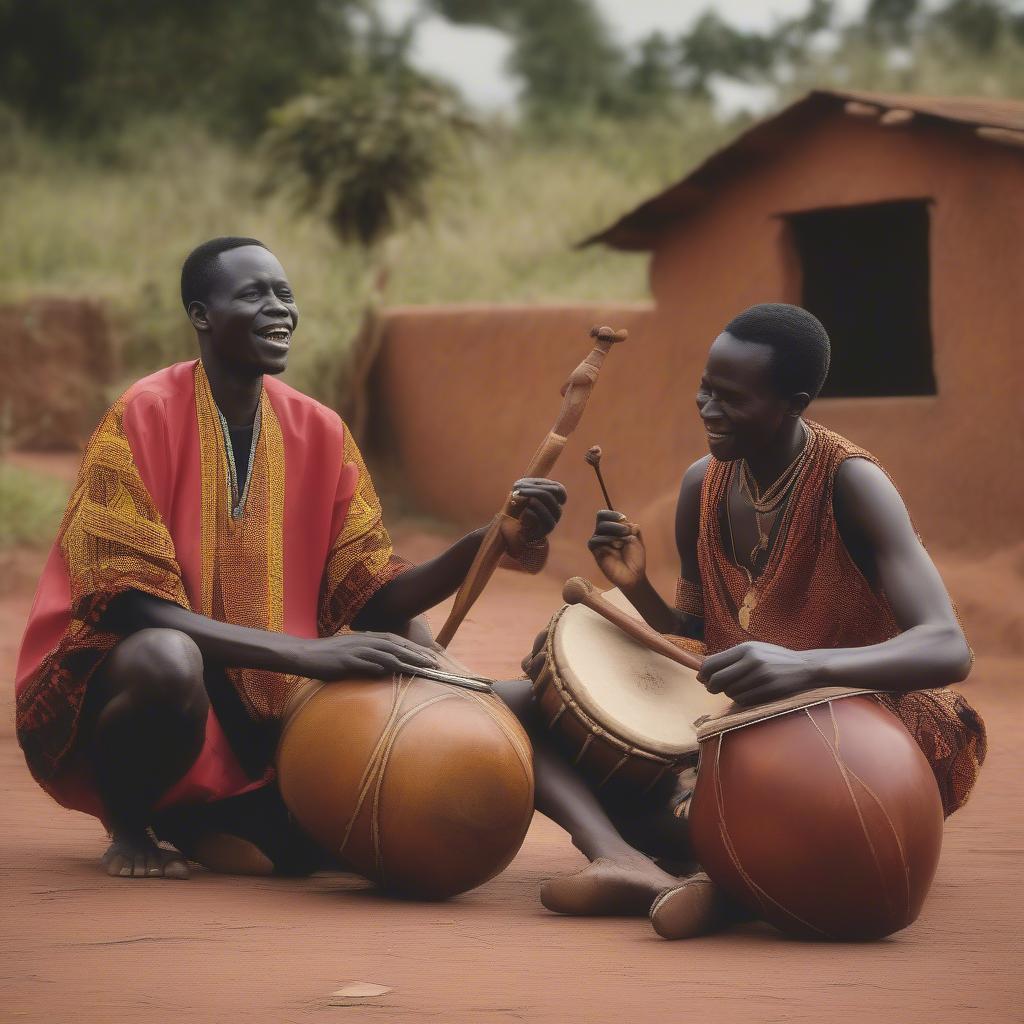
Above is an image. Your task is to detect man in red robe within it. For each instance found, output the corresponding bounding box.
[15,236,566,878]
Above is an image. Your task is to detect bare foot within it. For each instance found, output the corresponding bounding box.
[540,855,681,916]
[101,831,190,879]
[649,871,737,940]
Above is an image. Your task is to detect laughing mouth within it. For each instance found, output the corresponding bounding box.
[257,325,291,343]
[704,428,731,440]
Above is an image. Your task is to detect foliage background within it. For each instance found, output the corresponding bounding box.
[1,0,1022,544]
[3,0,1022,398]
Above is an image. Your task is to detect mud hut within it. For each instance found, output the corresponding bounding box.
[376,90,1024,576]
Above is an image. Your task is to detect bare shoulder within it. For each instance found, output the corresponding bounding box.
[833,456,914,545]
[675,455,711,568]
[678,455,712,505]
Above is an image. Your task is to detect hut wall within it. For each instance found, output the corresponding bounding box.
[374,304,688,587]
[648,116,1024,552]
[374,119,1022,592]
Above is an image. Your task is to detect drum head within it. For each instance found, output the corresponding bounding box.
[551,592,730,757]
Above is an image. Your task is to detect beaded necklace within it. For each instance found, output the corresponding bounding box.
[738,419,810,565]
[727,419,811,630]
[217,402,262,519]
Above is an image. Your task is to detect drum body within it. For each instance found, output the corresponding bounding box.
[689,689,944,940]
[532,592,730,793]
[277,674,534,900]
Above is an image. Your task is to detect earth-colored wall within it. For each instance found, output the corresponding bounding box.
[647,114,1024,556]
[0,298,117,451]
[374,304,684,589]
[374,118,1022,590]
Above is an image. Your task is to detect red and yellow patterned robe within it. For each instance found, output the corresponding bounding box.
[15,359,406,823]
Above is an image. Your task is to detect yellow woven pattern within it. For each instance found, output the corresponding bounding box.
[318,427,408,636]
[16,399,190,779]
[194,363,293,718]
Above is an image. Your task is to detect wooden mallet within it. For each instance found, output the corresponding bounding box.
[561,576,704,673]
[585,445,614,511]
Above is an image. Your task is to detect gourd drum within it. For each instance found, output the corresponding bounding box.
[278,674,535,899]
[688,689,944,940]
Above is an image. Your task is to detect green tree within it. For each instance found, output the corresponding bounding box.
[676,11,774,96]
[863,0,922,44]
[263,56,475,438]
[429,0,624,122]
[0,0,359,137]
[934,0,1009,53]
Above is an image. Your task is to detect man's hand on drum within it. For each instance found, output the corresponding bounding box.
[521,629,548,681]
[295,632,441,681]
[510,477,568,544]
[698,641,819,706]
[588,510,646,591]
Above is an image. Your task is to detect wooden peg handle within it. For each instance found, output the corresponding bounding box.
[561,577,704,673]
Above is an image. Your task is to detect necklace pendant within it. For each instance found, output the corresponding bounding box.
[738,589,758,631]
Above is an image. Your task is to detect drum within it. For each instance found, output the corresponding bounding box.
[688,687,945,940]
[531,589,731,793]
[277,661,535,900]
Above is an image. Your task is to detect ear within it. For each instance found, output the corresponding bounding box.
[788,392,811,417]
[188,301,210,332]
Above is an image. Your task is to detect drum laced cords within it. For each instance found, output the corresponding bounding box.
[338,677,457,876]
[336,677,531,880]
[708,701,912,938]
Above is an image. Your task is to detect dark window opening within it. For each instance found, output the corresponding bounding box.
[786,199,936,397]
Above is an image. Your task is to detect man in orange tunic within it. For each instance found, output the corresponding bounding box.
[575,302,986,938]
[15,237,565,878]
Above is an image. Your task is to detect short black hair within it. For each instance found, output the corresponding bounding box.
[180,236,268,310]
[724,303,831,400]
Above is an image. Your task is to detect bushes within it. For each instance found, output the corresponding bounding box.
[0,463,70,550]
[0,111,722,406]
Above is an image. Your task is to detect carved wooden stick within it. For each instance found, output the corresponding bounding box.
[561,576,704,673]
[436,327,627,648]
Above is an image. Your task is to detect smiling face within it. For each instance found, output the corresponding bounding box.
[696,332,803,461]
[191,245,299,376]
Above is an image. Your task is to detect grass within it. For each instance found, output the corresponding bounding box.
[0,463,70,550]
[0,105,735,407]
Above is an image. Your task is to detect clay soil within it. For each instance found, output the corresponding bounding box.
[1,487,1021,1023]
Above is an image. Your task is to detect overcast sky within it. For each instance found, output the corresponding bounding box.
[380,0,874,112]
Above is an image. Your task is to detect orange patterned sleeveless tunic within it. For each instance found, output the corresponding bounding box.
[681,420,985,817]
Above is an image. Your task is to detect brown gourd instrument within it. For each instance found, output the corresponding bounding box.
[435,325,627,648]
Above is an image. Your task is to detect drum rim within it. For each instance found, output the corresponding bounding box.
[695,686,880,742]
[539,605,689,765]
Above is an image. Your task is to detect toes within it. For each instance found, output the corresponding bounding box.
[104,855,129,878]
[102,841,190,879]
[162,855,191,880]
[649,874,723,940]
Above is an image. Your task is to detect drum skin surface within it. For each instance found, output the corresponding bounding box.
[551,598,729,756]
[533,594,730,793]
[277,677,535,899]
[689,695,944,940]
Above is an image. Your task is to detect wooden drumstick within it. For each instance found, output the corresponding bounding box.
[562,576,704,673]
[584,445,614,511]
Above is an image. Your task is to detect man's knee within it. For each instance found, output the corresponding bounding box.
[103,628,207,719]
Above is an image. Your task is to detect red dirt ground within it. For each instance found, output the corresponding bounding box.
[1,469,1021,1023]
